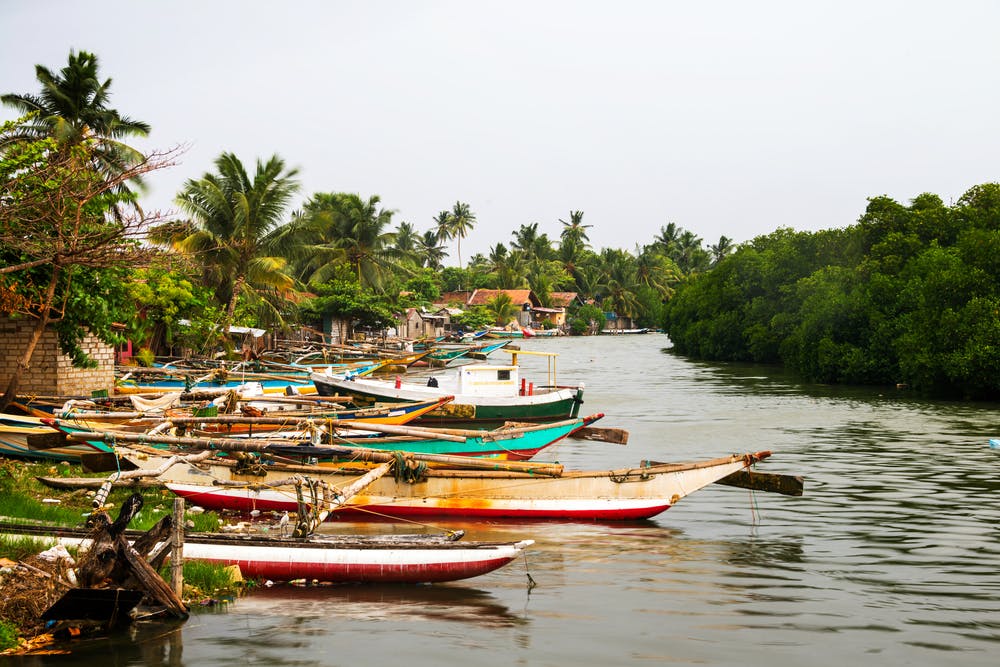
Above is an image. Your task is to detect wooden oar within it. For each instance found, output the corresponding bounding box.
[64,428,564,476]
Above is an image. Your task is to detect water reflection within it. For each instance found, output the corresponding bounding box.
[237,583,526,627]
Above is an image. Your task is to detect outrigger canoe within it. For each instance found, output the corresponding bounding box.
[45,412,605,461]
[0,521,532,584]
[44,439,776,522]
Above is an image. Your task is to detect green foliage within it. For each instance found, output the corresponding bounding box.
[0,619,18,651]
[452,305,495,330]
[402,270,441,303]
[302,280,396,331]
[483,293,518,325]
[0,535,57,561]
[171,559,243,595]
[664,184,1000,398]
[568,304,604,335]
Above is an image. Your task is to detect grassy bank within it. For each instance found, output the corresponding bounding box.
[0,457,247,653]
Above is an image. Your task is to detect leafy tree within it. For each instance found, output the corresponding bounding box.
[402,270,441,303]
[416,229,448,270]
[168,153,300,325]
[300,279,396,338]
[1,50,150,192]
[287,192,403,292]
[0,120,174,407]
[568,303,605,335]
[446,201,476,269]
[450,306,493,332]
[484,293,518,325]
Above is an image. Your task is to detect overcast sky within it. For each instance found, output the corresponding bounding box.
[3,0,999,263]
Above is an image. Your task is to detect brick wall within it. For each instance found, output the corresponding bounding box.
[0,316,115,397]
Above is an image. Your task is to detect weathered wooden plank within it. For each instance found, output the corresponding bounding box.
[568,426,629,445]
[713,469,804,496]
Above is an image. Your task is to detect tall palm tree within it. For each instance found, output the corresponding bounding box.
[511,223,554,260]
[173,152,300,321]
[559,210,592,247]
[446,201,476,269]
[293,193,402,291]
[433,209,452,246]
[417,230,448,270]
[394,221,418,254]
[654,222,681,254]
[1,50,150,186]
[710,235,735,266]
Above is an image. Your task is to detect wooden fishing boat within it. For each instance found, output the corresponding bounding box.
[312,353,584,423]
[0,521,532,584]
[114,359,389,395]
[46,438,775,522]
[55,396,456,434]
[47,412,604,461]
[0,412,114,462]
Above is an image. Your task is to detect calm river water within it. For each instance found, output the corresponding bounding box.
[17,335,1000,666]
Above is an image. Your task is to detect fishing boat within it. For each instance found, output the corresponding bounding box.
[43,439,777,522]
[55,396,456,434]
[114,359,389,395]
[46,412,604,461]
[312,350,584,424]
[0,412,114,462]
[487,327,560,339]
[0,521,532,584]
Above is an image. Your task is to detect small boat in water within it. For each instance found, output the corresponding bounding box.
[0,521,532,584]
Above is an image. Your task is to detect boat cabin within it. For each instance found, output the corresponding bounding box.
[455,365,520,397]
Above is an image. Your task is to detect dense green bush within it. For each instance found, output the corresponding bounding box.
[663,183,1000,399]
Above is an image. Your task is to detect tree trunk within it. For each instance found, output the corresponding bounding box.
[0,265,60,411]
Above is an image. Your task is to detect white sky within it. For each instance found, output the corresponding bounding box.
[3,0,999,263]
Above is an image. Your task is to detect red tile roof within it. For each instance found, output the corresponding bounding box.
[547,292,579,307]
[467,289,539,307]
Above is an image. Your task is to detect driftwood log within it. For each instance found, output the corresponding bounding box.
[74,494,189,619]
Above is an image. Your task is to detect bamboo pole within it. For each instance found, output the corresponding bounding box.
[65,429,564,476]
[170,498,184,597]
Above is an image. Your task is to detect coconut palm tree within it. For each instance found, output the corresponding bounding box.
[394,221,418,254]
[1,50,150,186]
[485,293,519,325]
[710,235,735,266]
[446,201,476,269]
[559,210,592,247]
[433,209,452,245]
[172,152,300,322]
[293,193,403,291]
[416,229,448,270]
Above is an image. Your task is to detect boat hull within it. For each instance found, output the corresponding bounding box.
[0,522,530,583]
[160,452,765,522]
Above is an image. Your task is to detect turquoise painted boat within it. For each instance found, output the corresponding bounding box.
[0,412,114,462]
[46,412,603,461]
